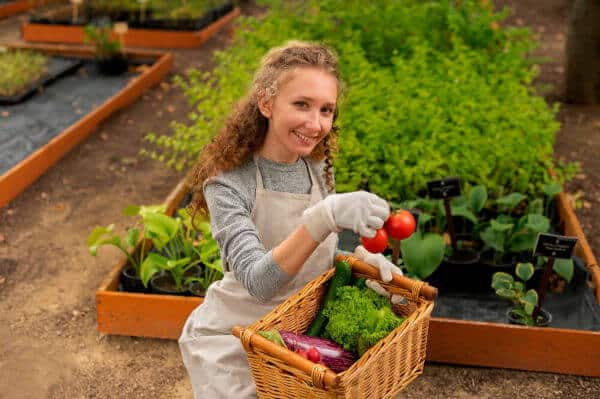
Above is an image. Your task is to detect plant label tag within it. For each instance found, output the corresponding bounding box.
[427,177,461,199]
[534,233,578,259]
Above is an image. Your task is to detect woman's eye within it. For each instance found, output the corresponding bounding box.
[294,101,309,108]
[321,107,334,115]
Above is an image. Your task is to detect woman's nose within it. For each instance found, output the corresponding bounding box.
[305,110,322,132]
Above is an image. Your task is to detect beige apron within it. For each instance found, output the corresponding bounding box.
[179,156,338,399]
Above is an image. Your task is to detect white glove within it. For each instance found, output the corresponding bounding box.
[354,245,403,283]
[302,191,390,242]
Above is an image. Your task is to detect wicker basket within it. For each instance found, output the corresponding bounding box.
[232,255,437,399]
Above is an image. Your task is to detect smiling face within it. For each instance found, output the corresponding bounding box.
[258,66,339,163]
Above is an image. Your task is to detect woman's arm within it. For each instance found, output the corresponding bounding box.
[205,181,297,301]
[272,226,321,275]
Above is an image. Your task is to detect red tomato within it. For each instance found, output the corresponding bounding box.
[307,346,320,363]
[385,210,416,240]
[361,228,389,253]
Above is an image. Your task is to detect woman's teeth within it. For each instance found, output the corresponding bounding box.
[292,130,316,143]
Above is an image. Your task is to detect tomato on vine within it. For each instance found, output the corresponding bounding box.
[361,228,389,253]
[384,210,416,240]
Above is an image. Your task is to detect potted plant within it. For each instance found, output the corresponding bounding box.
[83,21,128,75]
[139,208,222,296]
[87,204,167,293]
[491,262,552,327]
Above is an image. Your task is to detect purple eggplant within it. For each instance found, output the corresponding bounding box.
[279,330,356,373]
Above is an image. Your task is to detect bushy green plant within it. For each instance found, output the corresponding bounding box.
[144,0,576,200]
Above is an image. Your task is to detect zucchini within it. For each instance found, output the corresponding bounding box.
[306,260,352,336]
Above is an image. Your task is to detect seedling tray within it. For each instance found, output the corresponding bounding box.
[0,56,82,105]
[21,7,240,49]
[0,43,172,207]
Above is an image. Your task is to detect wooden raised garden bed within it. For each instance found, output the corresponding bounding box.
[95,178,600,377]
[0,0,46,18]
[21,6,240,49]
[0,43,172,207]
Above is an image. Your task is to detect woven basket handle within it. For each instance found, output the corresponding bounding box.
[232,326,340,389]
[336,255,438,301]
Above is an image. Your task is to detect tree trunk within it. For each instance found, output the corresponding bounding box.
[565,0,600,104]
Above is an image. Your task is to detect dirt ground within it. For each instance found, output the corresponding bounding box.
[0,1,598,398]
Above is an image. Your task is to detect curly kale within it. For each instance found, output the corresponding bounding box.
[322,285,405,356]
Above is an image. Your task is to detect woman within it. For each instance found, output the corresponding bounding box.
[179,40,402,398]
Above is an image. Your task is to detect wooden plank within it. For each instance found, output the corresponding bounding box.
[0,1,31,19]
[21,7,240,49]
[0,45,173,207]
[556,192,600,302]
[96,290,201,339]
[427,318,600,377]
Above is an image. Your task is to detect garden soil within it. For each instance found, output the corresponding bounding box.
[0,1,599,398]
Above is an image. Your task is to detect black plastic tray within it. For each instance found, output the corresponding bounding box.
[0,56,83,105]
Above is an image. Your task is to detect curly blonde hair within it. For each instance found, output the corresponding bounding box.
[188,40,342,218]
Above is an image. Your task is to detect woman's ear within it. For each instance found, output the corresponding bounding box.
[257,96,273,118]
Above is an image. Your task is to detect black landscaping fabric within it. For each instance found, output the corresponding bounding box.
[338,230,600,331]
[0,58,137,176]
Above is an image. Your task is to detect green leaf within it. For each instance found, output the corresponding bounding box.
[524,214,550,233]
[491,219,514,232]
[491,278,512,291]
[140,253,168,287]
[88,237,121,256]
[142,212,180,249]
[400,232,445,279]
[553,258,574,282]
[513,281,525,293]
[520,289,538,309]
[508,231,536,253]
[527,198,544,215]
[542,182,561,199]
[165,257,192,271]
[468,185,487,213]
[124,227,140,249]
[122,204,141,216]
[496,193,526,211]
[87,224,114,247]
[492,272,514,284]
[515,262,534,282]
[495,288,516,299]
[450,205,478,223]
[480,226,506,253]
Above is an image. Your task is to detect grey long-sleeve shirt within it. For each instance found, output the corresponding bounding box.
[204,155,333,301]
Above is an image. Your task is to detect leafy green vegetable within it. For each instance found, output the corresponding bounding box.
[306,260,352,337]
[323,285,405,356]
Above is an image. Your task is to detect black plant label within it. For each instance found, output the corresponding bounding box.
[534,233,578,259]
[427,177,461,199]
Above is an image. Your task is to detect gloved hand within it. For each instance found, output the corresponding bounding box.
[302,191,390,242]
[354,245,403,282]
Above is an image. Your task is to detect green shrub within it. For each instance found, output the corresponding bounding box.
[144,0,575,200]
